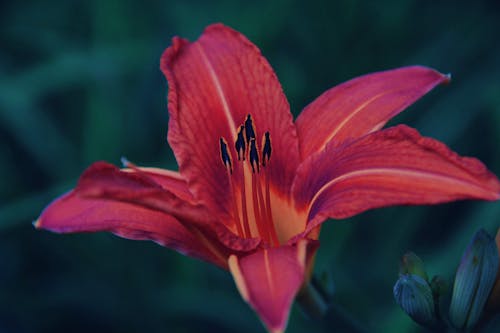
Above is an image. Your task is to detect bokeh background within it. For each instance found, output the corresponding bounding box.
[1,0,499,332]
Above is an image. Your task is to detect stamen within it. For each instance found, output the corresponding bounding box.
[226,168,244,237]
[264,166,280,246]
[218,115,279,246]
[239,162,252,238]
[262,131,271,167]
[220,137,244,236]
[244,114,256,143]
[235,126,246,160]
[249,138,260,173]
[251,172,267,240]
[260,131,278,244]
[219,138,233,174]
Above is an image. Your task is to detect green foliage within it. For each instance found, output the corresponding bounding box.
[1,0,499,332]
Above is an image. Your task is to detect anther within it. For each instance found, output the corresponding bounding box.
[244,114,256,143]
[249,138,260,173]
[235,126,246,160]
[219,137,232,173]
[262,131,271,167]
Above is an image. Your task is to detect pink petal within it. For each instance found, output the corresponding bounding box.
[35,190,229,267]
[122,164,195,202]
[77,162,261,254]
[292,125,500,233]
[295,66,449,158]
[228,240,317,333]
[161,23,300,217]
[76,162,213,224]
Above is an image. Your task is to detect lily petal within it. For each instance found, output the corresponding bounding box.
[122,165,195,202]
[35,191,228,267]
[228,240,316,333]
[292,125,500,233]
[77,162,260,254]
[161,23,300,216]
[76,162,212,223]
[295,66,449,158]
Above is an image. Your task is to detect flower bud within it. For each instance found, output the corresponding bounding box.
[430,275,448,297]
[485,228,500,314]
[394,274,437,327]
[449,229,499,330]
[399,252,428,281]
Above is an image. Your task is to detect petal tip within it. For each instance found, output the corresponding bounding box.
[407,65,451,85]
[120,156,131,168]
[204,22,230,32]
[32,218,42,229]
[160,35,189,75]
[444,72,452,84]
[228,255,250,302]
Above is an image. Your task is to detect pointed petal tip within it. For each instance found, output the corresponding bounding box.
[228,255,250,301]
[228,243,316,333]
[120,156,131,168]
[414,65,451,84]
[407,65,450,80]
[444,72,452,84]
[32,218,42,229]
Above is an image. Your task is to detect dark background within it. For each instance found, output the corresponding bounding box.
[1,0,499,332]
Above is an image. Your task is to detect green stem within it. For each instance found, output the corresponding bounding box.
[296,282,371,333]
[326,302,372,333]
[296,282,329,319]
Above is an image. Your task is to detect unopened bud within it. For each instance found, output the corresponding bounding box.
[485,228,500,314]
[400,252,428,281]
[449,229,499,330]
[394,274,437,327]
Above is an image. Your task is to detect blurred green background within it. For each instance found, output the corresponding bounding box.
[1,0,499,332]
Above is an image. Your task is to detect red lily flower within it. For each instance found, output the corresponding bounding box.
[35,24,500,333]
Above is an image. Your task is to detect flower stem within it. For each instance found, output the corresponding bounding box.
[326,302,371,333]
[296,282,329,319]
[297,281,371,333]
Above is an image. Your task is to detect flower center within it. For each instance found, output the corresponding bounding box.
[220,114,280,246]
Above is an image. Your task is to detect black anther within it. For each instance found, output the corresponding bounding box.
[262,131,271,167]
[220,137,232,173]
[244,114,256,143]
[249,138,259,173]
[235,125,246,160]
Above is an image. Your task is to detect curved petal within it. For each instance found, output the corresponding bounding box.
[292,125,500,233]
[76,162,210,224]
[295,66,450,158]
[122,162,195,202]
[228,240,317,333]
[161,23,300,217]
[77,162,261,253]
[35,191,228,268]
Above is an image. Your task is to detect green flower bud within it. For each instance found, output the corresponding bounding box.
[430,275,448,298]
[485,228,500,314]
[449,229,500,330]
[394,274,437,327]
[399,252,428,281]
